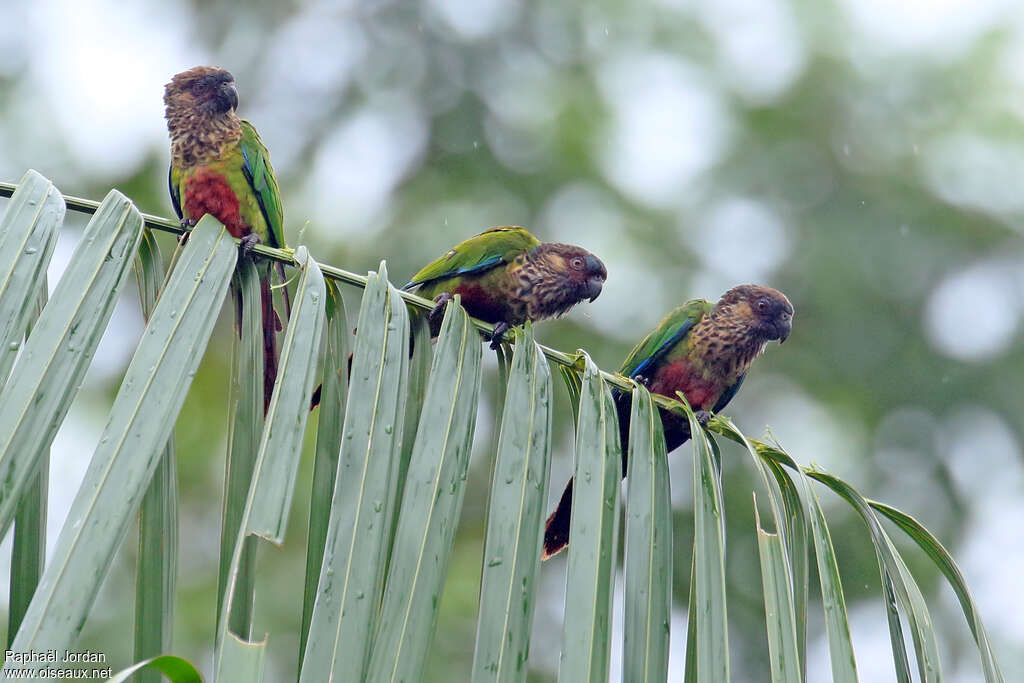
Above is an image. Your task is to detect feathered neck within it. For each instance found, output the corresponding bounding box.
[167,108,242,168]
[689,309,768,383]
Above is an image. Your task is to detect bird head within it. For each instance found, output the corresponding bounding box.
[717,284,794,343]
[521,242,608,320]
[551,244,607,303]
[164,66,238,121]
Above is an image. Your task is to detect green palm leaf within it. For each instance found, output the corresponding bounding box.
[557,353,621,683]
[622,385,672,683]
[472,323,553,683]
[3,215,234,672]
[300,263,411,682]
[367,297,482,683]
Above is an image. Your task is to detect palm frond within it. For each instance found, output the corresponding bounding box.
[0,175,1006,683]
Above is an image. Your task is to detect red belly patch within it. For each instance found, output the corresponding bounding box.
[184,169,250,238]
[453,283,505,324]
[650,360,720,411]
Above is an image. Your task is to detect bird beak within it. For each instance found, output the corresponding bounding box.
[584,255,607,302]
[218,82,239,112]
[776,317,792,343]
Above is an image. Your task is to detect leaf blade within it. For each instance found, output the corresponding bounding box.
[300,265,411,682]
[366,297,483,683]
[0,169,64,385]
[472,323,553,683]
[622,385,672,683]
[0,189,145,539]
[4,216,235,666]
[557,353,621,683]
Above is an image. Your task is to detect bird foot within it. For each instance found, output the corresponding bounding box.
[430,292,452,319]
[695,410,712,427]
[428,292,452,332]
[633,374,651,388]
[240,233,261,258]
[177,219,196,247]
[488,322,510,350]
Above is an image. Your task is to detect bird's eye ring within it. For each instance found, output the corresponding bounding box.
[570,257,584,270]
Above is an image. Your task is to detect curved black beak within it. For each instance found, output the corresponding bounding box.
[217,81,238,113]
[585,254,607,302]
[775,315,792,343]
[583,276,604,303]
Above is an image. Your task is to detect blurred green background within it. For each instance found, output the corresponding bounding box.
[2,0,1023,679]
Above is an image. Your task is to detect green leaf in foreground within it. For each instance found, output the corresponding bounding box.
[472,323,553,683]
[300,264,410,682]
[7,280,49,647]
[367,297,482,683]
[299,277,349,667]
[245,247,326,542]
[218,259,265,639]
[4,216,235,670]
[133,228,179,682]
[0,169,63,386]
[754,502,802,683]
[557,353,620,683]
[684,402,729,683]
[104,654,203,683]
[806,469,940,682]
[870,501,1003,682]
[804,483,857,682]
[0,189,144,540]
[216,247,326,680]
[622,385,672,683]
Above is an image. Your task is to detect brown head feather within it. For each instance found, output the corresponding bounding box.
[689,284,794,381]
[513,242,607,321]
[164,66,242,167]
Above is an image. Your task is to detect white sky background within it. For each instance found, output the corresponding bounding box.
[0,0,1023,679]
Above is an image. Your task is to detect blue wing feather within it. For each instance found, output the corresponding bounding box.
[627,317,698,379]
[402,254,505,290]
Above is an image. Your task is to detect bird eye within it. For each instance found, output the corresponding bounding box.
[756,299,769,312]
[570,257,585,270]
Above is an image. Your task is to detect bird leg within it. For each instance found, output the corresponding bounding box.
[695,409,712,427]
[240,232,261,258]
[429,291,453,328]
[177,218,196,247]
[633,374,651,388]
[488,322,509,350]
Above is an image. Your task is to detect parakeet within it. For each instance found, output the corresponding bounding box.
[542,284,794,559]
[164,66,288,411]
[402,227,607,348]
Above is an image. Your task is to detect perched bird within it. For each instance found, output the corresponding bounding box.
[164,66,288,411]
[542,284,794,559]
[402,226,607,348]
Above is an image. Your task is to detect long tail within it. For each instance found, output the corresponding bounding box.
[275,261,292,318]
[261,275,280,413]
[543,394,689,559]
[542,478,574,559]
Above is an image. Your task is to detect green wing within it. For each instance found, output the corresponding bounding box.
[168,165,183,220]
[402,226,541,290]
[620,299,712,378]
[239,120,285,249]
